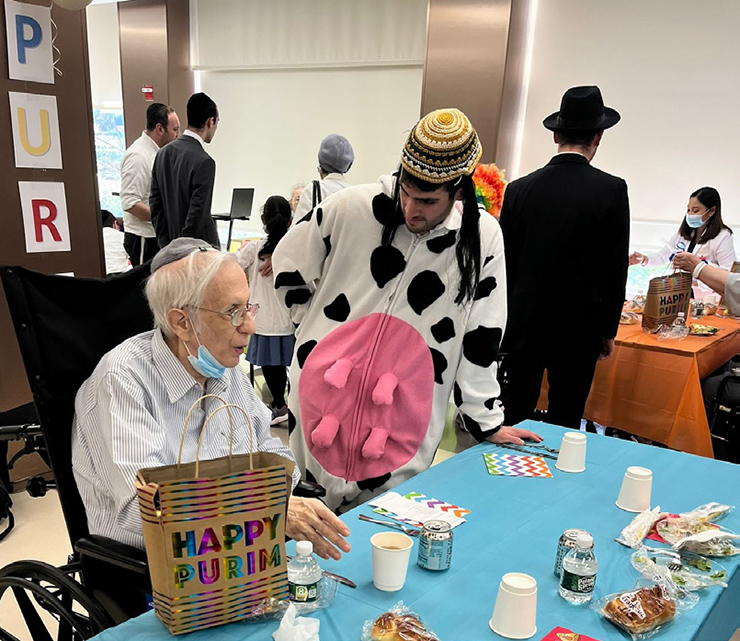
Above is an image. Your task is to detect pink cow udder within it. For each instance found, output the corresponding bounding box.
[299,313,434,482]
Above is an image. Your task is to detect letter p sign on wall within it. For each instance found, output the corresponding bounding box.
[19,182,71,253]
[4,0,54,84]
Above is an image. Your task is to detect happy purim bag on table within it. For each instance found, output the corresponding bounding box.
[642,272,692,333]
[136,396,295,635]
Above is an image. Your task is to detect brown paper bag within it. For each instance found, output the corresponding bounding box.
[641,271,692,332]
[136,398,295,635]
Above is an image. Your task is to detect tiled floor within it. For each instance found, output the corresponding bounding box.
[0,491,70,641]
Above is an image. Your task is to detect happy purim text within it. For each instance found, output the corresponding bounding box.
[171,514,283,589]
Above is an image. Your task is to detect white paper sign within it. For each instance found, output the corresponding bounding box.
[9,92,62,169]
[4,0,54,84]
[18,182,71,253]
[369,492,466,528]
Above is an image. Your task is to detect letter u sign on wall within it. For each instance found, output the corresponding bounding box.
[4,0,54,84]
[9,92,62,169]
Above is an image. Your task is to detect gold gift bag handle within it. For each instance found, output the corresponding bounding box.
[177,393,233,471]
[195,403,255,478]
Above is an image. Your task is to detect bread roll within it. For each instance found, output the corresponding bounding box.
[371,613,398,641]
[602,585,676,635]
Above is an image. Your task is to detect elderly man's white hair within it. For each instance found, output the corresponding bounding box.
[145,246,237,337]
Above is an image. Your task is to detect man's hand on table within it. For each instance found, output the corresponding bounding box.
[599,338,615,361]
[287,496,351,560]
[486,426,543,446]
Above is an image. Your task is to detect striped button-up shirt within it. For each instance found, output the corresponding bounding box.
[72,329,299,549]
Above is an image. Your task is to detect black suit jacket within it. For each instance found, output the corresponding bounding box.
[150,134,219,248]
[499,153,630,350]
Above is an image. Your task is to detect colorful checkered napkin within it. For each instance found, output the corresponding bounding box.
[483,452,553,478]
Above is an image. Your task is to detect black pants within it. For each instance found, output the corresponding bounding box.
[262,366,287,408]
[503,335,603,430]
[124,233,159,267]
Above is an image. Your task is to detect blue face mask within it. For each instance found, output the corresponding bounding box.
[685,213,705,229]
[184,315,227,379]
[187,345,226,379]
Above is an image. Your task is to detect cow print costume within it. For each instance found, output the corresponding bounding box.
[273,174,506,511]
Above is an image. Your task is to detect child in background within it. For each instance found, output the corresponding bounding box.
[237,196,294,424]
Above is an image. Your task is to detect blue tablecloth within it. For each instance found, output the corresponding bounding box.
[90,421,740,641]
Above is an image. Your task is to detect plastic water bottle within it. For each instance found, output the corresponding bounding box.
[287,541,322,603]
[559,532,598,604]
[671,312,689,338]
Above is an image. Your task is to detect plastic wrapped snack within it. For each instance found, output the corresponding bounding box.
[593,581,678,640]
[679,502,733,523]
[672,530,740,557]
[630,546,729,591]
[655,515,719,544]
[363,602,440,641]
[620,311,640,325]
[616,506,662,548]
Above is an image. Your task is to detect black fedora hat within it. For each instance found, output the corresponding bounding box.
[543,86,620,131]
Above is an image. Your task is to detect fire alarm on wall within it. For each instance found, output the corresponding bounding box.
[142,85,154,101]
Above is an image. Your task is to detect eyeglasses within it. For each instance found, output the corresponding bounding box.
[196,303,259,327]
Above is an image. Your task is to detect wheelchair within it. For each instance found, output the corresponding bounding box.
[0,262,324,641]
[0,265,155,640]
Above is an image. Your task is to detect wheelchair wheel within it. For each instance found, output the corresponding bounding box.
[0,560,114,641]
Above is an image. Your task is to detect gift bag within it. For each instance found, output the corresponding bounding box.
[642,271,692,332]
[136,396,295,635]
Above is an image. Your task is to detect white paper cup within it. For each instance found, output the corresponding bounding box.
[616,466,653,512]
[489,573,537,639]
[555,432,587,473]
[370,532,414,592]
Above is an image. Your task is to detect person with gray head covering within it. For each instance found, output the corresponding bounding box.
[72,238,351,559]
[293,134,355,220]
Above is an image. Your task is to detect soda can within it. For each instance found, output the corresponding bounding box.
[417,520,453,571]
[554,528,591,577]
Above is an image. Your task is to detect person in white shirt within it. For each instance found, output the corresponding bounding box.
[72,238,351,560]
[120,103,180,266]
[237,196,294,425]
[289,183,305,214]
[293,134,354,220]
[630,186,735,272]
[101,209,131,275]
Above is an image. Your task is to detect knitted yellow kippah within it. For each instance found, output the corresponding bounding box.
[401,108,482,184]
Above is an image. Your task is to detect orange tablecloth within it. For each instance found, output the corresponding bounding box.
[539,315,740,457]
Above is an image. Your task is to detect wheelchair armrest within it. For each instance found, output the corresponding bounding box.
[293,480,326,499]
[76,535,149,576]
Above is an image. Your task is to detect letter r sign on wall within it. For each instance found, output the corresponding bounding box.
[18,182,71,253]
[4,0,54,84]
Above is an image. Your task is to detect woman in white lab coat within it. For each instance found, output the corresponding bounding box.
[629,186,735,271]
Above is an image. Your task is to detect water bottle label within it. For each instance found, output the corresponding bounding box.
[560,569,596,594]
[289,580,319,603]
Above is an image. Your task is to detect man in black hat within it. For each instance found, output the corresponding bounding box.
[499,85,630,430]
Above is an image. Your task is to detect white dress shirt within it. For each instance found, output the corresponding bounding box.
[102,227,131,275]
[119,131,159,238]
[72,329,299,548]
[294,173,351,219]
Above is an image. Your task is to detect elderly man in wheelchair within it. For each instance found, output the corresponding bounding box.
[72,238,350,561]
[0,239,349,640]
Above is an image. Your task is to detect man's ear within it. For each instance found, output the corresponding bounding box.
[454,188,464,201]
[167,308,195,342]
